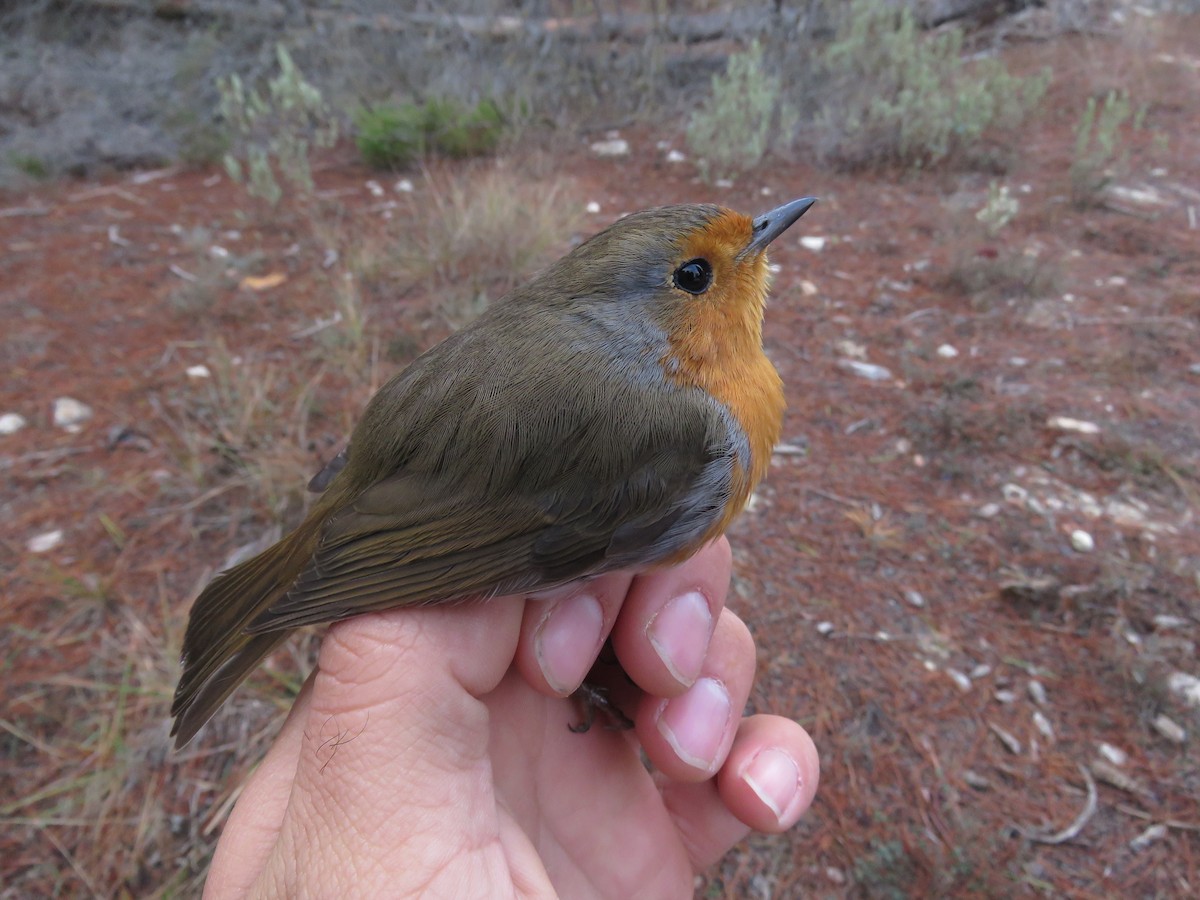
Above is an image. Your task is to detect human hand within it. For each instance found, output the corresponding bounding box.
[204,539,819,898]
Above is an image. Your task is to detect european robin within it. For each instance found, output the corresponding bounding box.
[171,196,817,746]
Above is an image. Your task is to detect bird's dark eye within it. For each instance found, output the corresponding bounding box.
[673,259,713,295]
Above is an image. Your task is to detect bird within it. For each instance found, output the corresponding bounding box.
[170,195,817,747]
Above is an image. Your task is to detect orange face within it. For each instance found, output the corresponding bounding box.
[661,208,786,539]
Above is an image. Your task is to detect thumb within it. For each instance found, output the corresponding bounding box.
[205,597,525,898]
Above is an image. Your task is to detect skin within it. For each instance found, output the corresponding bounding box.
[204,539,819,899]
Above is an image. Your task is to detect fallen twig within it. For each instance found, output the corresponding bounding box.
[1015,764,1097,845]
[1114,803,1200,833]
[168,264,198,283]
[0,206,51,218]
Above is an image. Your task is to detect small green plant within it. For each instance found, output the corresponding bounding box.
[815,0,1049,169]
[1070,90,1138,208]
[217,44,339,205]
[944,182,1060,306]
[10,152,51,179]
[686,40,783,179]
[354,104,426,169]
[976,182,1020,236]
[355,98,505,169]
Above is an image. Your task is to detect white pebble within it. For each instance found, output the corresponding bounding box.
[590,138,630,157]
[970,664,992,680]
[947,669,972,692]
[1070,529,1095,553]
[977,502,1001,518]
[816,621,834,636]
[586,201,601,214]
[27,529,64,553]
[1152,615,1187,630]
[365,180,385,197]
[394,178,414,193]
[1129,824,1168,852]
[1028,680,1047,705]
[1097,742,1128,766]
[994,689,1017,704]
[1047,416,1101,435]
[1032,710,1054,740]
[936,344,959,359]
[665,149,686,163]
[800,235,826,252]
[53,397,92,432]
[186,364,211,379]
[799,280,818,296]
[714,178,734,189]
[838,360,893,382]
[1002,483,1028,504]
[1151,714,1187,743]
[963,770,992,790]
[835,339,867,359]
[1167,672,1200,708]
[903,589,925,608]
[0,412,27,435]
[989,722,1022,754]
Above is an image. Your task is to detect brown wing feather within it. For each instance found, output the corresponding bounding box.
[248,438,735,633]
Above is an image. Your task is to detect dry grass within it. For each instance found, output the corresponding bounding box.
[394,164,583,326]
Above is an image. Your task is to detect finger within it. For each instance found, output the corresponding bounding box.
[634,607,754,781]
[204,672,316,896]
[718,715,821,833]
[513,570,634,696]
[610,538,730,698]
[248,598,529,896]
[660,715,820,871]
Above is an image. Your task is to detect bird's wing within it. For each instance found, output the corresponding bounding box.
[247,395,741,633]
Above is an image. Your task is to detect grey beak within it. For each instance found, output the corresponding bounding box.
[742,197,817,258]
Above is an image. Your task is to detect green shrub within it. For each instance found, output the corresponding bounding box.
[354,104,427,169]
[686,40,783,180]
[354,98,505,170]
[815,0,1049,169]
[217,44,339,205]
[425,98,504,158]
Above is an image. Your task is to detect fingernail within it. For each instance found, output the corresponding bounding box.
[741,747,802,825]
[535,593,604,694]
[654,677,732,773]
[646,591,713,687]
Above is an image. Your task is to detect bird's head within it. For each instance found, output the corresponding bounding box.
[531,198,816,350]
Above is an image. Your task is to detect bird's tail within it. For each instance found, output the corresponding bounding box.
[170,502,331,748]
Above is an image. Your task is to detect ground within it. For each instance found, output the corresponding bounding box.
[2,14,1199,899]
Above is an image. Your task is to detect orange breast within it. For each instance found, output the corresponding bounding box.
[660,211,786,545]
